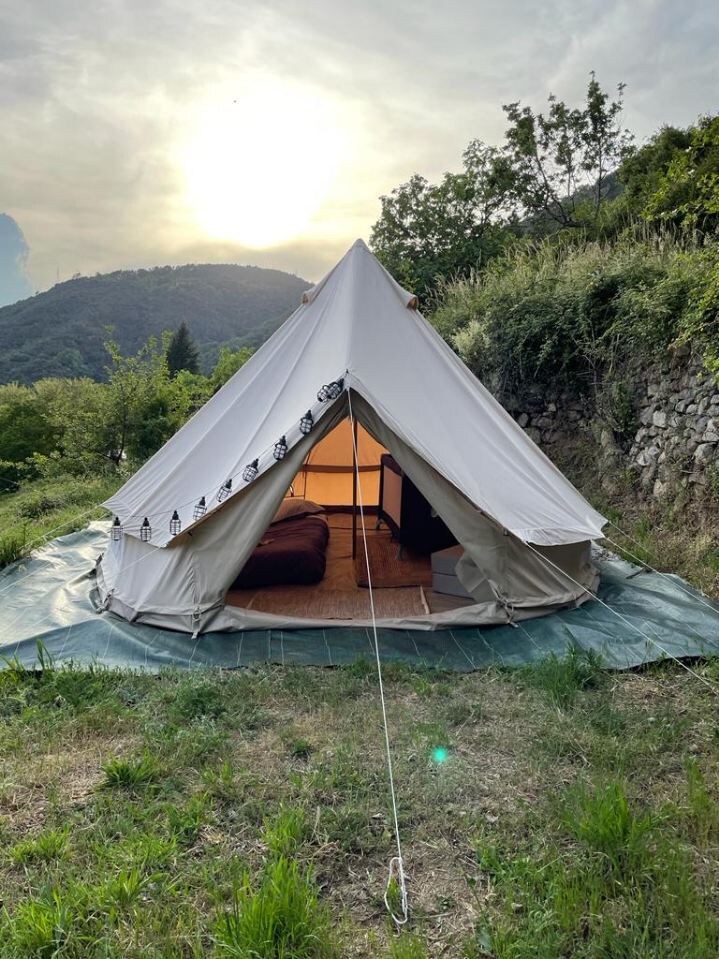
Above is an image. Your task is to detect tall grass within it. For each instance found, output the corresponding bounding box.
[432,232,719,399]
[215,857,336,959]
[518,646,605,708]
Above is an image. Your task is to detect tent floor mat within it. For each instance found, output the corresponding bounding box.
[2,522,719,673]
[354,534,433,589]
[242,585,429,619]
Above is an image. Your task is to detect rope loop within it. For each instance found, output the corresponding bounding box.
[384,855,409,927]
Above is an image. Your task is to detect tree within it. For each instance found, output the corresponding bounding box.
[166,322,200,376]
[501,73,633,231]
[370,142,514,299]
[642,115,719,234]
[0,384,57,476]
[210,346,253,392]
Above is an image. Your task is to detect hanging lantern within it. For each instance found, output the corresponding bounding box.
[193,496,207,520]
[242,459,259,482]
[273,435,288,460]
[140,517,152,542]
[111,516,123,541]
[317,378,344,402]
[299,410,314,435]
[217,478,232,501]
[170,510,181,536]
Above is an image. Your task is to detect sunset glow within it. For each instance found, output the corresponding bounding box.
[180,80,348,249]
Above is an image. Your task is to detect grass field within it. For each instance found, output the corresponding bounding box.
[0,653,718,957]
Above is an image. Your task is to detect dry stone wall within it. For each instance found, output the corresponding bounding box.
[505,355,719,501]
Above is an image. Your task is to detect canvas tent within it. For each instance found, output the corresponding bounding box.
[98,239,607,635]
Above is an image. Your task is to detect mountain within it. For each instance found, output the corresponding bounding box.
[0,263,309,384]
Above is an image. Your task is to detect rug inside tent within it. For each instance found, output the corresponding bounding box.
[1,522,718,672]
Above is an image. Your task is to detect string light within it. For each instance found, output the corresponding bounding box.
[273,436,288,460]
[299,410,314,434]
[217,478,232,501]
[317,378,344,402]
[242,459,259,482]
[193,497,207,520]
[170,510,181,536]
[111,517,123,541]
[140,517,152,542]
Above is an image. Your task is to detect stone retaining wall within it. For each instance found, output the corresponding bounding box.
[505,355,719,500]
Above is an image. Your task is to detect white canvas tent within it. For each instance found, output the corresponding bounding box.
[98,239,607,634]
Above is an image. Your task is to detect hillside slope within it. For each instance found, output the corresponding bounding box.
[0,263,309,383]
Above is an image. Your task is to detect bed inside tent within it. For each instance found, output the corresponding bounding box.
[224,417,474,621]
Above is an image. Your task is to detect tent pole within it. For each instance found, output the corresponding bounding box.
[352,417,358,560]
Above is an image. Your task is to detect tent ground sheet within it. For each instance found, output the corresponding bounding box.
[1,522,718,672]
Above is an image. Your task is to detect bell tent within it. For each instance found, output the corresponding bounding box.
[98,239,607,634]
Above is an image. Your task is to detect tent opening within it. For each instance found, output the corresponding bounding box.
[224,416,469,621]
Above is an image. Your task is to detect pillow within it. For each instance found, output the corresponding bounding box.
[271,497,325,524]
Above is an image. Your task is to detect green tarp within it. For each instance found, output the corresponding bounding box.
[1,522,718,672]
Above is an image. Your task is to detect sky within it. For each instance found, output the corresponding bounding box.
[1,0,718,305]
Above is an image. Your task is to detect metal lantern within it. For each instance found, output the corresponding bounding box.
[193,496,207,520]
[170,510,181,536]
[140,517,152,542]
[299,410,314,435]
[111,516,123,541]
[242,459,259,482]
[273,435,288,460]
[317,378,344,402]
[218,478,232,501]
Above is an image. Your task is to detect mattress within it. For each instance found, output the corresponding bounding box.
[231,515,330,589]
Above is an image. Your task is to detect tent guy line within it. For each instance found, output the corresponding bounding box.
[604,527,719,619]
[523,541,719,695]
[348,390,409,928]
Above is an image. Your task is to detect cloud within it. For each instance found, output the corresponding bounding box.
[0,214,31,306]
[0,0,717,290]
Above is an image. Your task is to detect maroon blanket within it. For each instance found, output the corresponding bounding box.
[231,515,330,589]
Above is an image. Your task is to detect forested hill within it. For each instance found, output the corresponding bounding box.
[0,263,309,384]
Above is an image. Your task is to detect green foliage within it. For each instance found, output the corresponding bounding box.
[10,828,69,865]
[643,115,719,233]
[561,781,662,877]
[387,935,429,959]
[210,345,254,392]
[215,857,336,959]
[518,646,605,708]
[0,263,306,386]
[502,72,632,230]
[263,806,308,858]
[434,234,719,398]
[371,74,633,298]
[0,384,57,469]
[370,144,514,299]
[101,754,160,790]
[166,321,200,376]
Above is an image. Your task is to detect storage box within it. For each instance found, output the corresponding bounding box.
[430,546,473,598]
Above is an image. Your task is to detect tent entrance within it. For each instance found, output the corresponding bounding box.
[224,415,470,622]
[225,514,473,621]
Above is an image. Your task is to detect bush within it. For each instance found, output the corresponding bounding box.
[433,234,719,399]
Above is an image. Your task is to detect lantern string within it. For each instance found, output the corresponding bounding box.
[105,373,349,532]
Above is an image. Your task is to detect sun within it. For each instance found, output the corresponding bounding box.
[180,79,347,249]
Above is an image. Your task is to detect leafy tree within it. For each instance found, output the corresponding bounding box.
[370,141,514,299]
[210,347,254,392]
[166,322,200,376]
[501,73,633,230]
[0,384,57,480]
[642,115,719,234]
[618,125,692,211]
